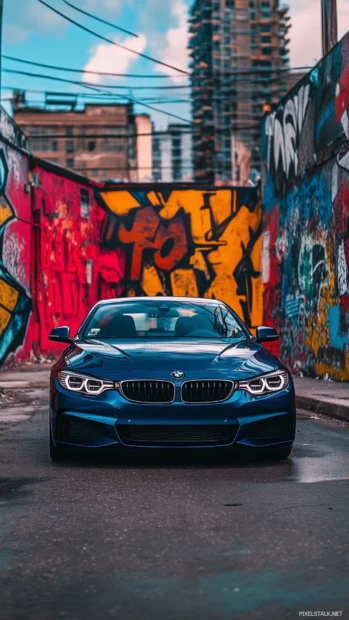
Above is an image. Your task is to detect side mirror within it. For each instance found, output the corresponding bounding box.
[256,326,279,343]
[48,326,72,344]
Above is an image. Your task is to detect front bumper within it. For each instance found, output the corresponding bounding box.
[50,376,296,450]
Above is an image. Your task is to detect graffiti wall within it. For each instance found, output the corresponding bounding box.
[32,166,126,356]
[97,186,262,329]
[0,118,263,366]
[262,32,349,379]
[0,142,32,367]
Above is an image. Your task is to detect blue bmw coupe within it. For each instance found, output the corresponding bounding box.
[49,297,296,461]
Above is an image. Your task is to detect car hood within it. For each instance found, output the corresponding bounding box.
[64,339,280,381]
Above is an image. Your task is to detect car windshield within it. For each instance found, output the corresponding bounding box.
[81,300,250,342]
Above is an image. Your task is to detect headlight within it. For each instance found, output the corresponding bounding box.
[238,370,289,396]
[58,371,114,396]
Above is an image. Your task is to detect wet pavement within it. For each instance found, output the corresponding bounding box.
[0,372,348,619]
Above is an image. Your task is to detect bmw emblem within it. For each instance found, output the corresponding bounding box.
[172,370,185,379]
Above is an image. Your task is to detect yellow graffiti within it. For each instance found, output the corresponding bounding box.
[141,265,164,297]
[0,306,11,337]
[170,269,199,298]
[0,279,19,311]
[100,189,263,327]
[0,278,18,337]
[0,196,14,227]
[100,190,140,216]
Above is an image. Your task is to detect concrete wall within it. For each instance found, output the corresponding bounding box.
[0,120,263,366]
[262,33,349,379]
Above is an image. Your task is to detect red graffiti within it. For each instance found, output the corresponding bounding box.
[335,65,349,122]
[118,206,188,280]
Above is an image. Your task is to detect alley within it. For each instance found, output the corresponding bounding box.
[0,372,348,620]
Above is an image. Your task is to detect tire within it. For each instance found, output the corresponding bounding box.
[260,445,293,461]
[49,422,67,462]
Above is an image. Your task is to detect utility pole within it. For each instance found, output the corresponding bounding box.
[321,0,338,56]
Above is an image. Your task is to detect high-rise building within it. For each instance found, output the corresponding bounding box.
[12,92,151,182]
[152,124,193,182]
[189,0,291,184]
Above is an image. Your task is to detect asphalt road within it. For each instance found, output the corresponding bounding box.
[0,380,348,620]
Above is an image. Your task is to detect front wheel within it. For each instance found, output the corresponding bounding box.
[49,422,67,462]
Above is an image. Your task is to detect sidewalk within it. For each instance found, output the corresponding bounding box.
[293,376,349,423]
[0,366,50,428]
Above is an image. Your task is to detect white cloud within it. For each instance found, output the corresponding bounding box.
[154,0,190,82]
[84,0,134,13]
[83,34,147,83]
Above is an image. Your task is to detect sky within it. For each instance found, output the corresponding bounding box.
[2,0,349,128]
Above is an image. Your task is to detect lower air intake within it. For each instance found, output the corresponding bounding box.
[117,425,238,446]
[58,416,106,445]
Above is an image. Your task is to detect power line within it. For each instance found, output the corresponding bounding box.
[2,65,308,97]
[37,0,189,76]
[3,65,189,90]
[27,131,194,139]
[3,76,192,123]
[3,54,185,79]
[3,68,113,94]
[3,54,313,80]
[2,87,288,109]
[61,0,139,38]
[71,166,193,172]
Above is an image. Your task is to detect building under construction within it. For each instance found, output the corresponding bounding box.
[189,0,293,184]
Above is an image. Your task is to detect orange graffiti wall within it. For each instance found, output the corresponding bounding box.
[97,185,262,329]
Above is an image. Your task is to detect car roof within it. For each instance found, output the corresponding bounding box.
[96,296,223,306]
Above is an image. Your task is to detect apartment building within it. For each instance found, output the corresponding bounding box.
[152,124,193,182]
[189,0,291,184]
[12,92,151,182]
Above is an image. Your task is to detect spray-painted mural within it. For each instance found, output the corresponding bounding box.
[262,32,349,379]
[0,121,263,367]
[97,186,262,329]
[0,147,32,367]
[33,167,126,355]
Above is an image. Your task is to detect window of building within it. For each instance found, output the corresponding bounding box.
[66,158,74,169]
[88,141,96,152]
[101,126,128,136]
[80,189,90,218]
[66,140,74,154]
[66,127,74,136]
[27,126,58,152]
[261,35,271,43]
[101,140,126,153]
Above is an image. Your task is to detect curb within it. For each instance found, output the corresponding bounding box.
[296,395,349,423]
